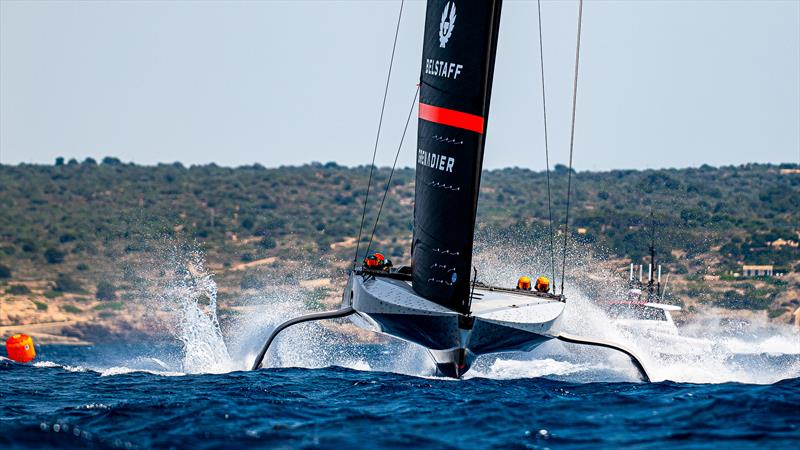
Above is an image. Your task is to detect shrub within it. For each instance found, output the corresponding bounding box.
[6,284,30,295]
[0,264,10,279]
[44,290,63,299]
[240,274,264,290]
[33,301,48,311]
[44,248,65,264]
[767,309,785,319]
[55,273,83,293]
[95,281,117,300]
[94,301,124,311]
[259,237,277,250]
[59,233,77,243]
[61,304,82,314]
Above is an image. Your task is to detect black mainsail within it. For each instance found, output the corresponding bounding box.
[412,0,504,314]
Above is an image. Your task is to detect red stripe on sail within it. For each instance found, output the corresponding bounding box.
[419,103,484,134]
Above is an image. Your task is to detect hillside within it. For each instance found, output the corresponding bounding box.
[0,160,798,341]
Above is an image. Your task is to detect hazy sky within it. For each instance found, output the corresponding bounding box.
[1,0,798,170]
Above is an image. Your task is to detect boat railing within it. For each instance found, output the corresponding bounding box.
[356,269,566,303]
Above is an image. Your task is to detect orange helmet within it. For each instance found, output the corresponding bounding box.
[535,276,550,293]
[517,276,532,290]
[364,252,385,269]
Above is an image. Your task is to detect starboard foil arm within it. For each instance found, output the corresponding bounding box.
[251,307,356,370]
[556,332,652,382]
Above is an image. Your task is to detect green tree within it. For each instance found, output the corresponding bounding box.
[6,285,30,295]
[44,248,65,264]
[95,281,117,300]
[55,273,82,293]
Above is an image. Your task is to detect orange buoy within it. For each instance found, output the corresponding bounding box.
[5,333,36,363]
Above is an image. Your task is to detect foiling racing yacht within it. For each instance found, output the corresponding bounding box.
[252,0,650,380]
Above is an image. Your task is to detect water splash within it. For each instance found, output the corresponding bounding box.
[161,246,232,373]
[89,230,798,384]
[128,239,233,374]
[469,226,800,384]
[221,280,433,376]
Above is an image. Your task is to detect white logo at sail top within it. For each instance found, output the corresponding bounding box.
[439,1,456,48]
[425,58,463,80]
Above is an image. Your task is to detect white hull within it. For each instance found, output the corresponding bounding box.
[342,271,565,377]
[616,322,715,357]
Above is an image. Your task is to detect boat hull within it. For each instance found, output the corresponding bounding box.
[342,272,565,377]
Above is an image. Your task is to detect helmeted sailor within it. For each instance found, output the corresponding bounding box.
[535,276,550,293]
[364,252,393,271]
[517,276,532,290]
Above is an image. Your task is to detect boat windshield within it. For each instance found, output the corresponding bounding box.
[607,304,667,321]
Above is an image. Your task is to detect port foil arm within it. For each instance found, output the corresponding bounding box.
[251,307,356,370]
[556,332,652,382]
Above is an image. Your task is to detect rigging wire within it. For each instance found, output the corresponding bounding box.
[353,0,405,269]
[365,85,420,258]
[536,0,557,294]
[560,0,584,296]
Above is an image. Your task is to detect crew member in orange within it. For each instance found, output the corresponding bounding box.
[517,276,532,290]
[364,252,393,271]
[535,276,550,293]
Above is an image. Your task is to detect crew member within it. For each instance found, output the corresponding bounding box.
[535,276,550,293]
[363,252,393,271]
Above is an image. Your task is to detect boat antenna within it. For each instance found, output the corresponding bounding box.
[648,208,659,299]
[365,85,420,258]
[353,0,405,270]
[536,0,557,293]
[559,0,583,296]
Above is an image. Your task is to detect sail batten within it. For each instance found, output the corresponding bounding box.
[412,0,503,314]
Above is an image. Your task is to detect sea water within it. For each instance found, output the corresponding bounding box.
[2,241,799,449]
[2,290,798,450]
[1,346,798,449]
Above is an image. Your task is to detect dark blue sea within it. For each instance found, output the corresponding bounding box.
[1,345,798,450]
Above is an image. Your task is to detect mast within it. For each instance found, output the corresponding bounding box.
[412,0,504,314]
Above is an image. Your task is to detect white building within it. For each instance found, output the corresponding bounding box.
[742,265,773,277]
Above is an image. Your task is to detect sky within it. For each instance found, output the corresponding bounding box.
[1,0,798,171]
